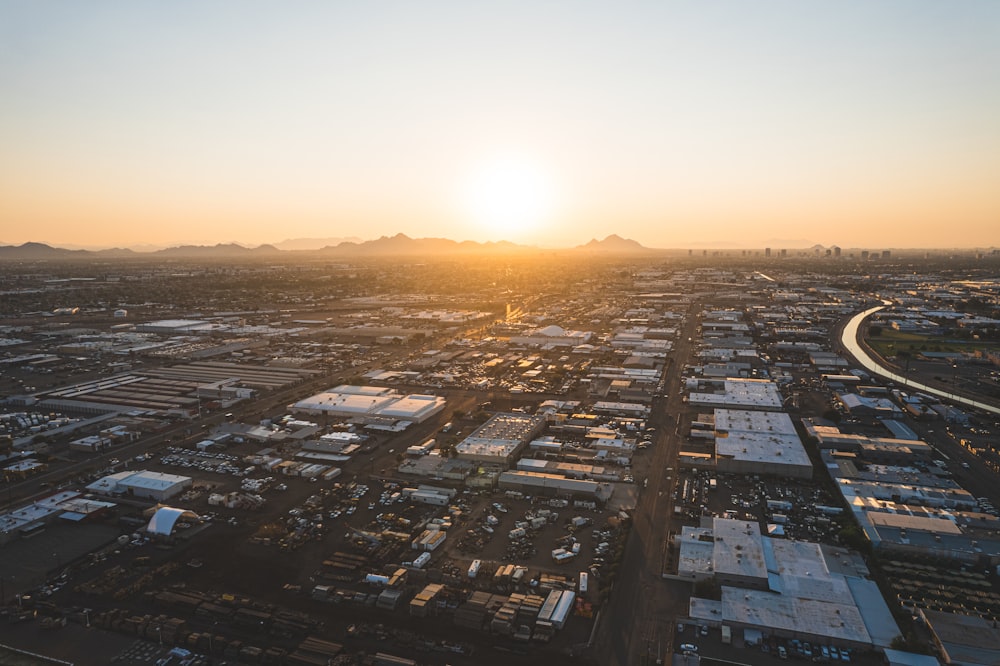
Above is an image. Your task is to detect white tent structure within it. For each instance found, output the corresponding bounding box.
[146,506,199,536]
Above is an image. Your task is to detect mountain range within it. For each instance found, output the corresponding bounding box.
[0,235,655,261]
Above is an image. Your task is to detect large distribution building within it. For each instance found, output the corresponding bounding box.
[687,378,784,411]
[713,409,812,478]
[454,413,546,468]
[86,470,192,501]
[292,385,446,424]
[680,518,899,649]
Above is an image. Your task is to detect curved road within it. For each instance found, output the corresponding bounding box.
[841,304,1000,417]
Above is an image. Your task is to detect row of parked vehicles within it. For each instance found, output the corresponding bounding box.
[776,639,851,662]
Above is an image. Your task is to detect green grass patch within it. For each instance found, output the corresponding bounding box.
[867,332,1000,358]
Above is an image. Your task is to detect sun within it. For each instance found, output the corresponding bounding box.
[459,156,555,239]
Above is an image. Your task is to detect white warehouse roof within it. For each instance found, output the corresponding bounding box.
[292,386,445,423]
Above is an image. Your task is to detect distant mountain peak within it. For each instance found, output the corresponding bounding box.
[272,236,364,251]
[1,233,661,261]
[578,235,648,252]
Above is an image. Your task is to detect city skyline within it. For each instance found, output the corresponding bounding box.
[2,2,998,249]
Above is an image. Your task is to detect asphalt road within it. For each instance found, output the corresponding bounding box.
[594,300,701,666]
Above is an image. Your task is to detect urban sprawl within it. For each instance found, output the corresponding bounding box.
[2,250,1000,666]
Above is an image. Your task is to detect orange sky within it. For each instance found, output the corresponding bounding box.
[1,2,998,249]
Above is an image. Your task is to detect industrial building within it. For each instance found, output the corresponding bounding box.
[86,470,192,501]
[509,325,592,348]
[687,378,784,411]
[713,409,812,478]
[837,393,901,417]
[515,458,618,481]
[837,479,1000,563]
[0,491,116,545]
[920,610,1000,666]
[291,385,446,424]
[498,470,614,501]
[681,519,899,649]
[455,413,546,467]
[838,478,977,512]
[38,361,314,416]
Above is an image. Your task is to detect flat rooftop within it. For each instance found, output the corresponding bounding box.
[714,409,811,469]
[690,587,872,644]
[689,378,783,410]
[456,413,545,459]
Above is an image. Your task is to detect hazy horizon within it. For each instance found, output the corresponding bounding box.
[4,233,1000,254]
[2,2,998,249]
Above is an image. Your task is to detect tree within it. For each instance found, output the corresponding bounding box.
[838,524,869,553]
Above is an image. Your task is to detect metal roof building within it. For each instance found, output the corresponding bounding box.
[87,470,192,501]
[683,519,900,649]
[688,378,784,411]
[455,413,546,467]
[498,471,613,501]
[292,385,446,424]
[713,409,812,478]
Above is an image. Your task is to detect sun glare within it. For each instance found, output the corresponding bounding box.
[460,157,555,239]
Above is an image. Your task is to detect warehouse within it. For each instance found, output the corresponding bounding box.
[687,378,784,411]
[498,470,613,501]
[713,409,812,479]
[291,385,446,424]
[682,519,900,649]
[87,470,192,501]
[455,413,546,467]
[515,458,617,481]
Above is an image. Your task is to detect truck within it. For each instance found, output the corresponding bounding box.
[721,625,731,645]
[468,559,481,579]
